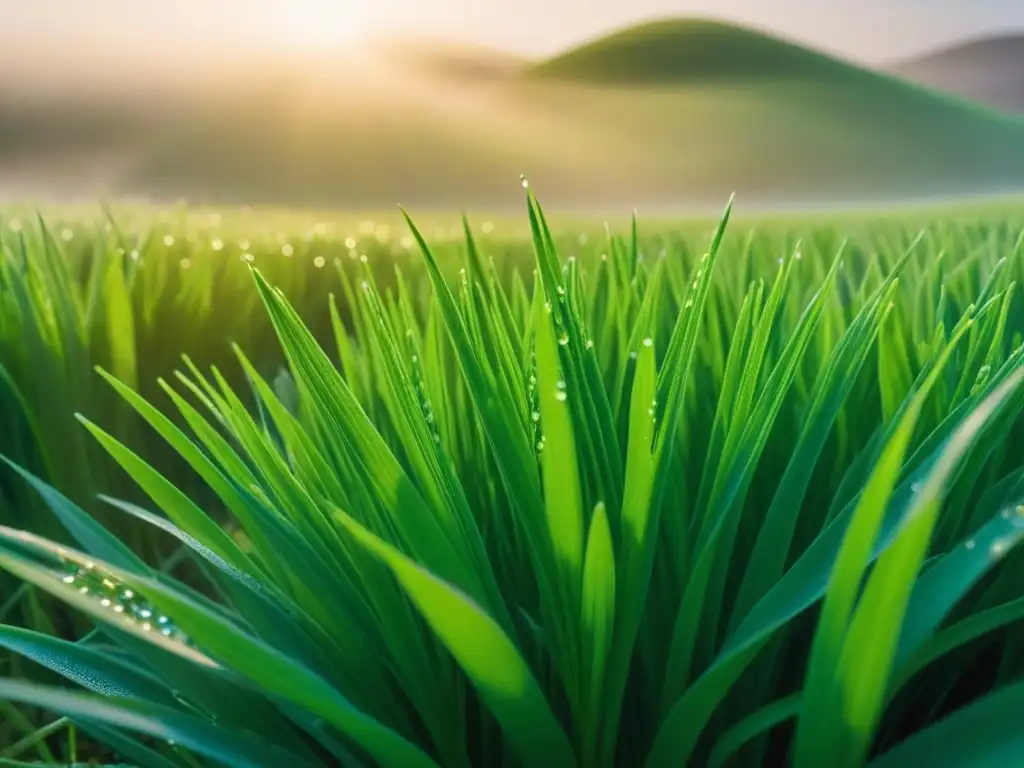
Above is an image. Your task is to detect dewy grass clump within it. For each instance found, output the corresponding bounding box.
[1,193,1024,767]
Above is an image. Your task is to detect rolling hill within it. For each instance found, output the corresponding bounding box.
[527,19,858,84]
[890,34,1024,115]
[2,19,1024,209]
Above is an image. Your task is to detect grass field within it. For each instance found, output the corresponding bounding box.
[2,192,1024,766]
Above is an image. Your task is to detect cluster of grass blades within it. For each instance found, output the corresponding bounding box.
[1,191,1024,767]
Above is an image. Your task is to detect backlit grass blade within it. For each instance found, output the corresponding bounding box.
[335,507,578,768]
[581,501,615,765]
[826,368,1024,767]
[894,496,1024,670]
[601,332,657,764]
[793,322,974,766]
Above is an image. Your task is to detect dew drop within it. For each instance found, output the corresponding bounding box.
[558,334,569,346]
[211,238,224,251]
[179,258,192,270]
[313,256,326,268]
[163,234,175,247]
[520,174,529,189]
[642,337,653,347]
[281,244,294,257]
[532,411,541,422]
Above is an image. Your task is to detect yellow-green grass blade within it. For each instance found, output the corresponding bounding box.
[827,368,1024,767]
[336,507,578,768]
[793,308,977,766]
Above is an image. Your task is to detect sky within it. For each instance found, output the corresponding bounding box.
[2,0,1023,70]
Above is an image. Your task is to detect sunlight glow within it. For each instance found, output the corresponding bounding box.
[280,1,366,47]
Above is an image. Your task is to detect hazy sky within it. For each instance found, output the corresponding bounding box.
[3,0,1024,66]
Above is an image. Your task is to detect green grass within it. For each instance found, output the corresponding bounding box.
[1,193,1024,766]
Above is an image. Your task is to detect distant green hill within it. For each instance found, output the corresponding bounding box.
[2,19,1024,209]
[527,19,858,84]
[507,19,1024,206]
